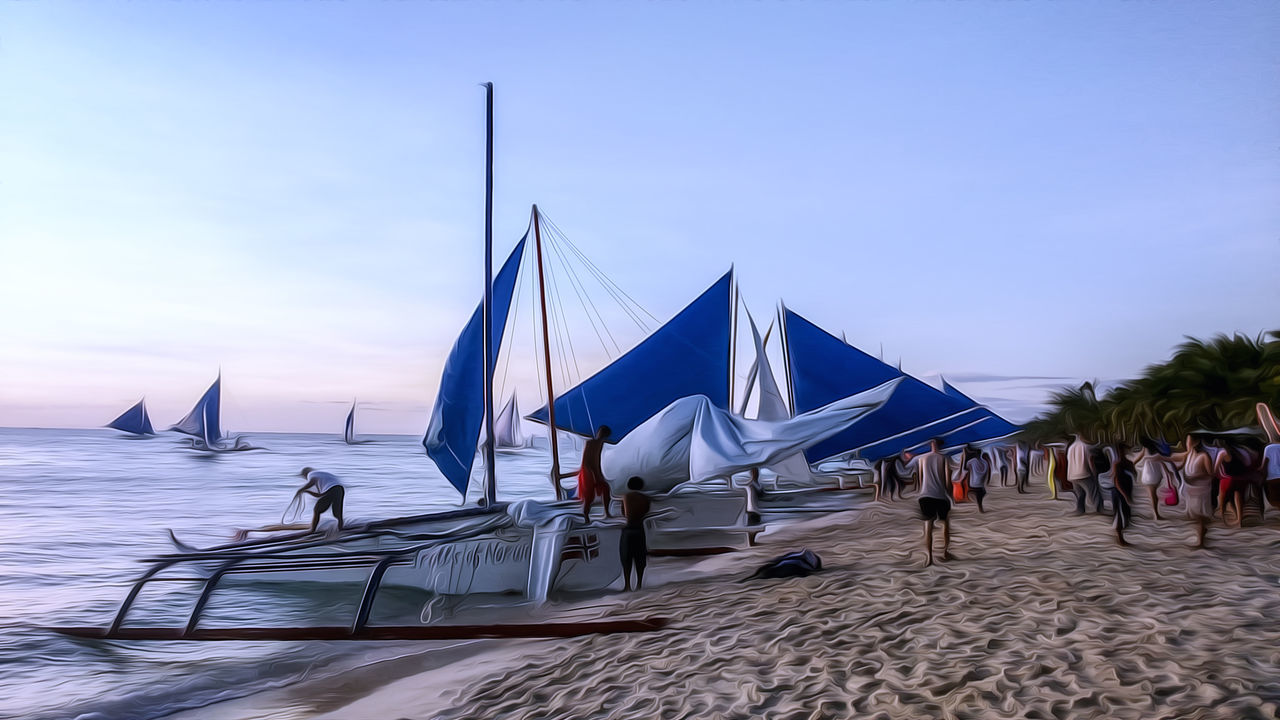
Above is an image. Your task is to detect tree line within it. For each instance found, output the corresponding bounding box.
[1021,330,1280,443]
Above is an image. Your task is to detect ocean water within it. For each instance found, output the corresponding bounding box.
[0,428,567,720]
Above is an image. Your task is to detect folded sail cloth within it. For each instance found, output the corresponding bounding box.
[600,378,902,493]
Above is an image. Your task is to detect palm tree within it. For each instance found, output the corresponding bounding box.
[1024,330,1280,444]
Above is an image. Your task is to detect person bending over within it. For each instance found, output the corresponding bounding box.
[295,466,345,533]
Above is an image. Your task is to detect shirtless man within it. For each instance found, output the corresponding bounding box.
[560,426,614,521]
[620,476,652,591]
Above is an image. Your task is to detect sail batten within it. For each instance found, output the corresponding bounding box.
[423,238,527,495]
[529,271,733,442]
[107,399,155,436]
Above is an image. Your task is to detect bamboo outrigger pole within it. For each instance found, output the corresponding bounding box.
[481,82,499,507]
[532,205,564,500]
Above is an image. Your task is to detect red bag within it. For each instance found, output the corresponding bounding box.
[1161,477,1179,506]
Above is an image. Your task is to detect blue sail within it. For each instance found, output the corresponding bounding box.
[528,271,733,442]
[107,399,155,435]
[852,377,1019,460]
[784,309,974,463]
[171,376,222,444]
[423,238,527,495]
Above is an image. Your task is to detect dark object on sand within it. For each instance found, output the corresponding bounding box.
[743,549,822,581]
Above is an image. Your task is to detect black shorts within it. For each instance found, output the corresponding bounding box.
[919,497,951,521]
[620,526,647,569]
[315,486,345,515]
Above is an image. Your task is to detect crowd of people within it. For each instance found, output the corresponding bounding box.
[874,430,1280,560]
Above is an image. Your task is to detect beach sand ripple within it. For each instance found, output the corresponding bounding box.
[424,493,1280,719]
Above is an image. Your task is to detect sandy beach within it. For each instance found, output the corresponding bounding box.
[169,485,1280,719]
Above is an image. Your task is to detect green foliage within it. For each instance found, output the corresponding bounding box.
[1023,330,1280,444]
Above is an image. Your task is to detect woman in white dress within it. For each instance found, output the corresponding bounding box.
[1171,435,1214,548]
[1136,438,1172,520]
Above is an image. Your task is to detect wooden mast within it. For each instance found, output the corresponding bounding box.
[480,82,499,507]
[531,205,564,500]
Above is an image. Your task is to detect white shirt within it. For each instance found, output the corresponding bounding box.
[1067,439,1091,481]
[918,452,951,500]
[306,470,342,493]
[1265,443,1280,481]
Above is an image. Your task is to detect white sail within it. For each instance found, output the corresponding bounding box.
[746,312,814,485]
[493,396,527,449]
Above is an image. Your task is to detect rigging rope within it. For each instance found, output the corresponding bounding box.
[539,213,657,332]
[544,229,617,356]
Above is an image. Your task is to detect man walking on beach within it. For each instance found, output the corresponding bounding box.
[917,438,953,567]
[1067,433,1101,514]
[1016,441,1030,494]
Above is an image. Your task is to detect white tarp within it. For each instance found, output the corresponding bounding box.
[600,378,901,493]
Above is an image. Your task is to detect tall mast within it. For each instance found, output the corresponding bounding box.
[728,268,737,411]
[480,82,499,506]
[532,205,564,500]
[779,302,796,417]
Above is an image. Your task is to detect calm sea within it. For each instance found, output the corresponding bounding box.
[0,428,568,720]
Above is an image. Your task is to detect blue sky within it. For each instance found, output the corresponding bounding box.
[2,1,1277,433]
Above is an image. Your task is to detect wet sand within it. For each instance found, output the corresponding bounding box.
[170,486,1280,719]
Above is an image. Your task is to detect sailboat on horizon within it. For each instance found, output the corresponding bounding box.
[171,374,260,452]
[343,399,373,445]
[106,398,156,437]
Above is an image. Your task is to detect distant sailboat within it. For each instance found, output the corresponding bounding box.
[171,374,259,452]
[343,399,372,444]
[493,396,529,450]
[106,399,155,436]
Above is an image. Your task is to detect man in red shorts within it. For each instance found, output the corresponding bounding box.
[564,425,614,521]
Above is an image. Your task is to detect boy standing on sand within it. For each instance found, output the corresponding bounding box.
[917,438,953,567]
[620,476,652,591]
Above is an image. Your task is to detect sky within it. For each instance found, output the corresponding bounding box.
[1,1,1277,434]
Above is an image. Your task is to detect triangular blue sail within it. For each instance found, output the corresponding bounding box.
[784,309,973,463]
[107,399,155,435]
[423,238,527,495]
[528,271,733,442]
[171,376,221,444]
[344,402,356,444]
